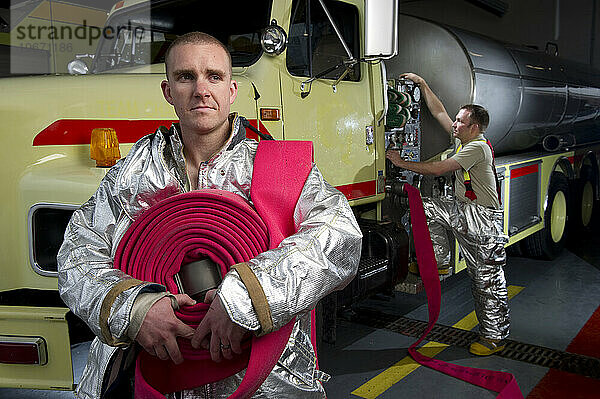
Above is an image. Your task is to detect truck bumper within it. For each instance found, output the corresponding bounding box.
[0,306,73,390]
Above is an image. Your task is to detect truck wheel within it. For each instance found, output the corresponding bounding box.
[522,172,569,260]
[571,166,596,230]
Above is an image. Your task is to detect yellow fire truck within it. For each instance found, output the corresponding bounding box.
[1,0,599,391]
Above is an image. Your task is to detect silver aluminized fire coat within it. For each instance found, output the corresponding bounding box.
[423,196,510,340]
[57,114,362,399]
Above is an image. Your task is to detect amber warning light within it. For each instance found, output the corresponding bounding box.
[90,128,121,167]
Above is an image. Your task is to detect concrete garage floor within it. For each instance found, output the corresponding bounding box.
[321,222,600,398]
[2,223,599,398]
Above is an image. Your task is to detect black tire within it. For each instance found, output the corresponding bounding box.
[570,166,596,232]
[522,172,570,260]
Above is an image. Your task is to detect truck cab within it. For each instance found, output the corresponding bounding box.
[0,0,400,390]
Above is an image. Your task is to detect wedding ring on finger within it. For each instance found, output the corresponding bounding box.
[220,343,231,350]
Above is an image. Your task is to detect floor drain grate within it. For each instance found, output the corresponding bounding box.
[351,309,600,380]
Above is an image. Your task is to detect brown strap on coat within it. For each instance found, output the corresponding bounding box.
[100,278,144,346]
[232,262,274,335]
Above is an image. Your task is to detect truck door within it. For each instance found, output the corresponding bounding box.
[280,0,379,202]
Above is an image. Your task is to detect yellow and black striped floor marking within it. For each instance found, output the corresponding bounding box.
[350,285,600,398]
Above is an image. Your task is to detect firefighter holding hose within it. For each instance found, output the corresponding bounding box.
[58,32,362,398]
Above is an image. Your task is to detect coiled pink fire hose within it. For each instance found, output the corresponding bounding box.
[113,141,314,398]
[403,183,523,398]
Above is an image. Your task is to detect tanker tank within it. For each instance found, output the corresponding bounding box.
[387,14,600,158]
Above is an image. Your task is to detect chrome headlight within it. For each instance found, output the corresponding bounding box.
[261,20,287,55]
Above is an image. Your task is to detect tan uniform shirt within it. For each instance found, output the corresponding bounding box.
[450,135,500,209]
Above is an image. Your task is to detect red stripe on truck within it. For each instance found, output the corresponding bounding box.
[336,180,377,200]
[511,164,539,179]
[244,119,270,141]
[33,119,178,146]
[33,118,270,146]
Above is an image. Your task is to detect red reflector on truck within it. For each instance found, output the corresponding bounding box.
[0,336,47,365]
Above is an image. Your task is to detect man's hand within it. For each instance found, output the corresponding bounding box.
[400,72,424,85]
[400,72,454,134]
[386,149,405,168]
[191,289,249,362]
[136,294,196,364]
[386,149,461,176]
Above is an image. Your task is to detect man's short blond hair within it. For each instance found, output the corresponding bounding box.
[164,32,232,78]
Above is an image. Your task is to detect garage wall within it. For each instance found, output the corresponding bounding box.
[398,0,600,68]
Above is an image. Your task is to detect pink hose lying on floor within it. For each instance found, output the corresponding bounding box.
[403,183,523,399]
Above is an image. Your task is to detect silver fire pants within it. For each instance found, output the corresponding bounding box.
[423,196,510,340]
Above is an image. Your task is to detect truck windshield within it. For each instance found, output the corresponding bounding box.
[92,0,271,73]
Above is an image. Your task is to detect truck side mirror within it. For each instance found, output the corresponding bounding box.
[364,0,398,59]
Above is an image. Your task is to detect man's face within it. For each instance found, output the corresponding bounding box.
[452,109,479,143]
[161,43,238,136]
